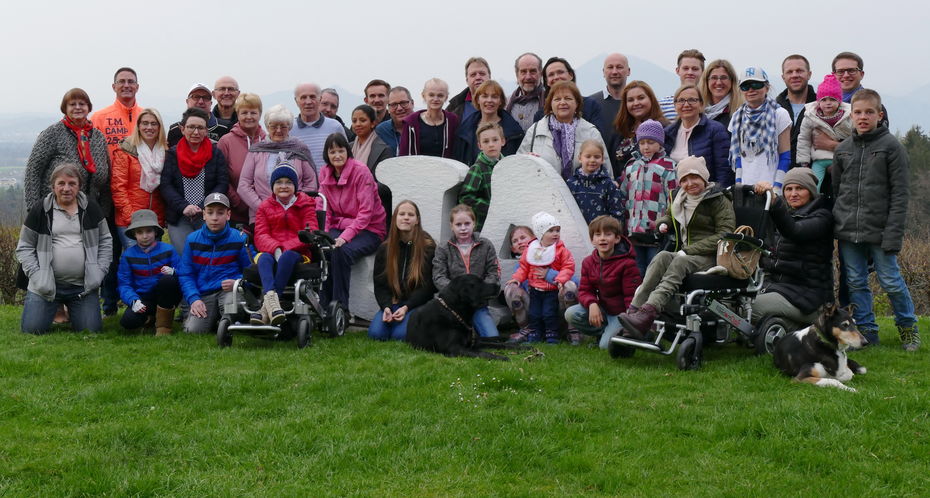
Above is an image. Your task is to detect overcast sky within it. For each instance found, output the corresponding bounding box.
[4,0,927,115]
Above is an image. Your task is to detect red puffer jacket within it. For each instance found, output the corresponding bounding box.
[253,192,319,257]
[577,236,641,315]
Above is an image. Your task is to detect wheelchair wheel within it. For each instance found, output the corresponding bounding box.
[297,318,312,349]
[607,335,635,359]
[754,315,790,355]
[216,318,232,348]
[326,301,347,337]
[676,336,702,370]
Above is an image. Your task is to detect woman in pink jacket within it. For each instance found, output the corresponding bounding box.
[218,93,266,226]
[237,104,317,223]
[319,133,387,312]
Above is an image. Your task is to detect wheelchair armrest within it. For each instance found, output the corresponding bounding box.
[299,229,336,248]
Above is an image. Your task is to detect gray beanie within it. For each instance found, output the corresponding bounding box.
[782,168,819,197]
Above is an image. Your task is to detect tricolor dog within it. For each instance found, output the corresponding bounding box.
[773,304,867,392]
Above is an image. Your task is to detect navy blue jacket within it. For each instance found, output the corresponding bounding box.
[664,115,733,187]
[453,110,525,165]
[566,166,626,225]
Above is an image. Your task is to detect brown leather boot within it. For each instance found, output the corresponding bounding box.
[619,304,657,340]
[155,306,175,336]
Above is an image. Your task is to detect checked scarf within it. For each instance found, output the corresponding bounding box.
[728,96,779,169]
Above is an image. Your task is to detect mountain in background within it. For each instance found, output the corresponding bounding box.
[2,54,927,170]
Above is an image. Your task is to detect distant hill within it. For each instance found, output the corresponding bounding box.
[2,55,927,170]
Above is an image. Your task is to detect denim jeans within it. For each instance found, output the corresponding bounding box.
[633,245,660,279]
[839,241,916,331]
[564,303,622,349]
[116,225,137,250]
[528,288,559,335]
[22,284,101,334]
[368,304,412,341]
[472,306,499,338]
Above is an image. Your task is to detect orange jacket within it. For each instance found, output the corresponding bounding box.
[92,99,144,156]
[111,141,166,227]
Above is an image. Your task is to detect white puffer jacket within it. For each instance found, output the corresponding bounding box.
[517,117,609,179]
[796,101,853,164]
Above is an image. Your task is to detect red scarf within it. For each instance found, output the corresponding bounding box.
[176,137,213,178]
[60,117,97,174]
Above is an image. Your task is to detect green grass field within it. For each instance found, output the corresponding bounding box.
[1,306,927,496]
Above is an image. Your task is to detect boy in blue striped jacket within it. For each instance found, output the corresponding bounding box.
[178,193,252,334]
[117,209,182,336]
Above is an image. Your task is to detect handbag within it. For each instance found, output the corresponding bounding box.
[716,225,763,279]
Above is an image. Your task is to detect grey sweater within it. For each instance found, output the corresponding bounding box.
[16,192,112,300]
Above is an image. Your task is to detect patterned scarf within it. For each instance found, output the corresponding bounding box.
[506,85,545,112]
[704,95,730,121]
[729,96,779,168]
[61,117,97,173]
[176,137,213,178]
[136,142,165,192]
[249,138,314,168]
[548,115,577,180]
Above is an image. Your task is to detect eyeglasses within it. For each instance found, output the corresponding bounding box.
[388,100,411,109]
[709,75,730,82]
[214,86,239,93]
[184,125,207,132]
[834,68,861,76]
[115,79,138,86]
[739,81,767,91]
[674,98,701,105]
[269,124,289,131]
[189,95,211,102]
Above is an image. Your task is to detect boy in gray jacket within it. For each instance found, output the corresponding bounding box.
[832,89,918,351]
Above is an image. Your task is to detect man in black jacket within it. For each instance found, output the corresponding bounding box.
[776,54,816,168]
[446,57,490,123]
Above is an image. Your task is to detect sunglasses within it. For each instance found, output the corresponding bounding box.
[739,81,766,91]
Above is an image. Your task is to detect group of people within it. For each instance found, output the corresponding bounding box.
[14,48,920,352]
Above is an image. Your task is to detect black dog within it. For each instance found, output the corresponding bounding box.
[406,274,519,361]
[773,304,867,392]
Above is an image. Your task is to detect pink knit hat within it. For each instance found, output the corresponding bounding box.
[817,74,842,102]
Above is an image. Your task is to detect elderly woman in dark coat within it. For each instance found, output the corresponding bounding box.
[751,168,834,325]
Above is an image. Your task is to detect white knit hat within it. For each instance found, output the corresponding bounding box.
[531,211,560,239]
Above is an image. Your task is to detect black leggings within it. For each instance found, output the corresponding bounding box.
[120,275,182,329]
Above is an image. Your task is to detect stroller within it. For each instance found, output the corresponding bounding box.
[608,185,773,370]
[216,191,347,348]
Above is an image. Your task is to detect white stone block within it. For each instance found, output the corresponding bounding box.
[482,154,592,276]
[376,156,470,242]
[350,154,592,320]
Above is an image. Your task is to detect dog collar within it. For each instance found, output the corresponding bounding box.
[437,297,479,346]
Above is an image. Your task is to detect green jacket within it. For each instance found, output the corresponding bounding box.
[831,126,909,252]
[458,152,498,231]
[657,185,735,256]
